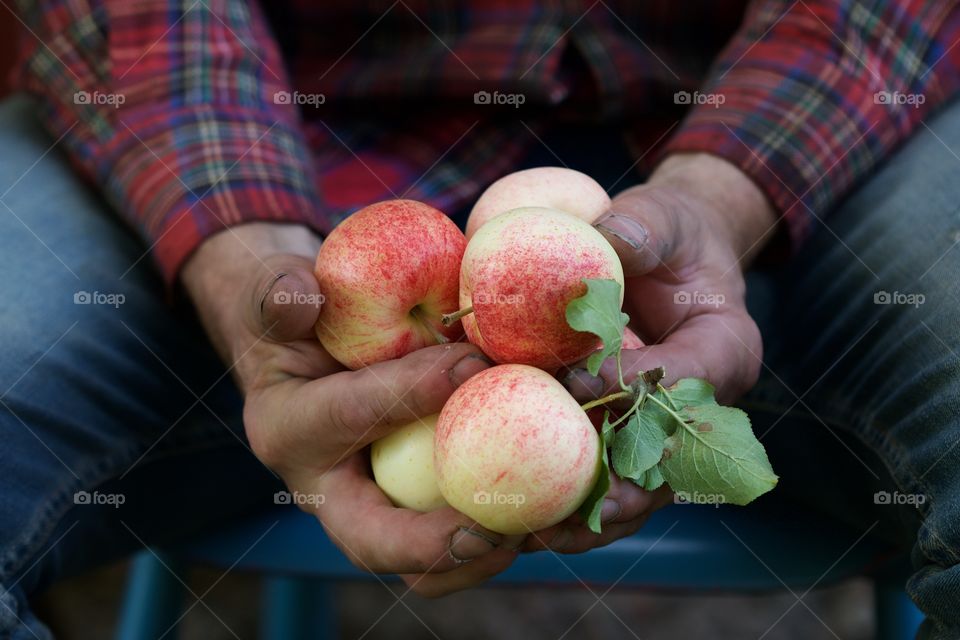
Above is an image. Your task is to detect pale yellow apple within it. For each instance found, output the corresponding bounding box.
[466,167,611,239]
[371,415,447,512]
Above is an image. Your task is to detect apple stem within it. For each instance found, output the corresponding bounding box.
[579,390,632,412]
[409,306,449,345]
[441,306,474,327]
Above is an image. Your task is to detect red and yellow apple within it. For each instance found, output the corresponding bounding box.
[434,364,602,534]
[371,415,447,512]
[451,207,624,370]
[314,199,465,369]
[466,167,611,239]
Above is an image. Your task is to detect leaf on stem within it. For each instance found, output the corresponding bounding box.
[658,404,778,505]
[611,411,668,480]
[637,465,666,491]
[578,445,611,534]
[565,279,629,376]
[646,378,718,434]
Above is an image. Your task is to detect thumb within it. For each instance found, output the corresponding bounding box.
[563,311,762,405]
[594,187,685,277]
[248,342,493,473]
[282,343,493,459]
[250,255,324,342]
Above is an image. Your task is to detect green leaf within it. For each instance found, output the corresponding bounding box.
[565,279,629,376]
[646,378,718,433]
[600,410,616,448]
[578,445,611,534]
[663,378,718,408]
[658,404,778,505]
[612,411,667,480]
[639,465,666,491]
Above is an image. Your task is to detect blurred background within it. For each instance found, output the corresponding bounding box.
[37,562,873,639]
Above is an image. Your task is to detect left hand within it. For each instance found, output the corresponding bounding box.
[539,153,777,553]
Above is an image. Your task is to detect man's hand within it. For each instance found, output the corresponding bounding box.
[181,223,521,596]
[566,153,776,404]
[551,153,777,552]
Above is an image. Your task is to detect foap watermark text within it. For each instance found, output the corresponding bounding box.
[474,490,525,508]
[74,291,125,308]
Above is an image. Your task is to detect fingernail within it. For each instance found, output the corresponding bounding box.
[562,367,605,400]
[548,528,574,551]
[595,214,648,250]
[601,499,622,524]
[258,272,289,316]
[449,353,493,388]
[449,526,498,561]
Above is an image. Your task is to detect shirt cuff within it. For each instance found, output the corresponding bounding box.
[105,105,324,285]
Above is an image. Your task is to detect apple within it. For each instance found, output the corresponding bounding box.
[447,207,624,370]
[466,167,611,239]
[314,199,465,369]
[371,415,447,512]
[434,364,601,534]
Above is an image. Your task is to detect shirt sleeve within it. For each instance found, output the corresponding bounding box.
[14,0,324,286]
[661,0,960,247]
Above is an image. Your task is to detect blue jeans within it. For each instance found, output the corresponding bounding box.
[0,92,958,639]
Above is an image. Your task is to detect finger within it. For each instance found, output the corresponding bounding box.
[254,343,491,468]
[316,343,492,450]
[523,475,662,552]
[524,485,673,554]
[249,255,324,342]
[316,455,513,575]
[595,187,688,277]
[399,548,518,598]
[564,310,762,404]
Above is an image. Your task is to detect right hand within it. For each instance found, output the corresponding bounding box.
[565,153,777,404]
[182,223,522,596]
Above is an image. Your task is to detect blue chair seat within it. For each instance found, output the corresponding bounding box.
[181,498,891,589]
[116,497,923,639]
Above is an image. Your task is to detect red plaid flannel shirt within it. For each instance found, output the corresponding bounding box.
[13,1,960,283]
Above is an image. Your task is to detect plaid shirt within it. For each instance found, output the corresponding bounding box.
[13,0,960,284]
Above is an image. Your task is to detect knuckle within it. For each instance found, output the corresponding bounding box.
[323,393,361,443]
[393,347,461,414]
[324,373,391,443]
[329,402,374,447]
[395,382,430,422]
[412,539,451,573]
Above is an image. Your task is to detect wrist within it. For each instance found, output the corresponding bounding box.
[648,153,777,264]
[181,223,322,368]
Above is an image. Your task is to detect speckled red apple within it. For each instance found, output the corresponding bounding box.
[314,199,465,369]
[451,207,624,371]
[466,167,611,239]
[434,364,602,534]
